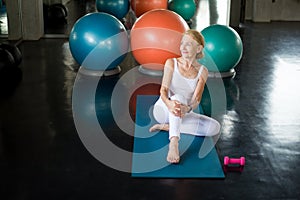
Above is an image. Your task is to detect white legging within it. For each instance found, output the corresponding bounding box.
[152,94,221,139]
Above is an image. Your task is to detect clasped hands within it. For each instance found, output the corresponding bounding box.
[167,100,190,118]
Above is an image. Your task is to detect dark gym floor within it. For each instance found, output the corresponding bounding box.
[1,0,300,200]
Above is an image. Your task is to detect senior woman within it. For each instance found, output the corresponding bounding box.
[149,30,221,163]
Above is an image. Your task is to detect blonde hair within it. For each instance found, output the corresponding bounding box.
[184,29,205,59]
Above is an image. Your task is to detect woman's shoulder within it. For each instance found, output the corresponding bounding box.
[198,64,208,80]
[165,57,177,69]
[200,64,208,73]
[166,57,179,63]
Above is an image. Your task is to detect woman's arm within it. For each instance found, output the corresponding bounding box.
[189,66,208,110]
[160,59,182,116]
[160,58,174,108]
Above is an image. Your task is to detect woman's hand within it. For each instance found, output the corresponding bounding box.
[166,100,181,117]
[167,100,190,118]
[179,104,191,118]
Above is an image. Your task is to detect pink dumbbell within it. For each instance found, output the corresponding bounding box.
[224,156,245,172]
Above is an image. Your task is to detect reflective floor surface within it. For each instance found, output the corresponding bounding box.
[1,0,300,199]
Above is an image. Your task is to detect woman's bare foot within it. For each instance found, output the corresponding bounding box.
[149,124,169,132]
[167,137,180,163]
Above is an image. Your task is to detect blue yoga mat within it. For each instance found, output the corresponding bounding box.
[131,95,225,178]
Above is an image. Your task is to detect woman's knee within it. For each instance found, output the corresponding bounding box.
[153,103,169,123]
[207,119,221,136]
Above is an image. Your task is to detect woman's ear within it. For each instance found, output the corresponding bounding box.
[197,45,203,54]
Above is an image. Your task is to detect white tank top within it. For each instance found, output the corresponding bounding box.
[169,58,203,104]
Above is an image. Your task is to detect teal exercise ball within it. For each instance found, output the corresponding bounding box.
[168,0,196,21]
[96,0,129,19]
[198,24,243,72]
[69,12,129,71]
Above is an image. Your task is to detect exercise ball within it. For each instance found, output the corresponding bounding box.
[69,12,129,71]
[198,24,243,73]
[47,3,68,21]
[0,48,23,97]
[0,48,14,70]
[0,43,22,67]
[131,9,189,71]
[130,0,168,17]
[168,0,196,21]
[96,0,129,20]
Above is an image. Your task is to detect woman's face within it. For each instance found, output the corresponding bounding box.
[180,34,202,59]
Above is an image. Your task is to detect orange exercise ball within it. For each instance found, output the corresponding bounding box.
[130,0,168,17]
[130,9,189,71]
